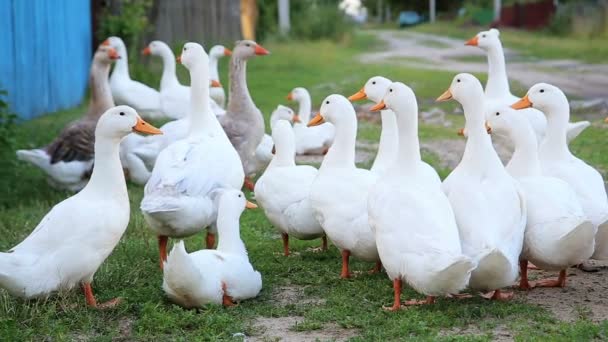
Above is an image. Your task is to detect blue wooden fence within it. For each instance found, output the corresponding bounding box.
[0,0,92,120]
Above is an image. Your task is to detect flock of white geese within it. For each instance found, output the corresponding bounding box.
[3,28,607,311]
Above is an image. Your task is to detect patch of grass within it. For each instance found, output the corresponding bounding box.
[2,30,608,340]
[411,22,608,64]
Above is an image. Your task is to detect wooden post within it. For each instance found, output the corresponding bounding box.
[494,0,501,21]
[241,0,258,40]
[278,0,290,35]
[429,0,436,23]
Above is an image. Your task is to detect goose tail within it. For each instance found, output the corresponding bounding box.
[435,256,476,293]
[16,149,50,171]
[162,241,205,308]
[566,121,590,142]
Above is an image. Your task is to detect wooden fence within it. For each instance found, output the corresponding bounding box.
[0,0,92,120]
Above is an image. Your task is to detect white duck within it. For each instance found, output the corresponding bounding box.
[163,189,262,308]
[0,106,161,307]
[368,82,475,310]
[465,29,589,144]
[251,105,299,180]
[512,84,608,260]
[485,104,595,289]
[209,45,232,109]
[141,43,244,268]
[106,37,164,120]
[255,120,325,256]
[288,87,334,155]
[348,76,399,176]
[308,94,380,278]
[16,44,119,191]
[439,73,526,301]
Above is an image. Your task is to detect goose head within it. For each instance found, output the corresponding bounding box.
[371,82,417,116]
[465,28,501,50]
[271,105,298,126]
[437,73,484,107]
[210,45,232,58]
[177,42,209,70]
[142,40,171,57]
[216,189,257,218]
[95,45,120,64]
[104,37,127,55]
[287,87,309,103]
[232,40,269,60]
[511,83,568,115]
[308,94,352,127]
[96,106,162,140]
[348,76,392,104]
[484,104,528,138]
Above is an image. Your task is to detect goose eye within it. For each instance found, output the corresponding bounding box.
[372,81,376,85]
[325,101,329,104]
[238,194,242,198]
[389,89,393,92]
[119,112,125,116]
[496,112,500,116]
[457,79,461,83]
[540,89,545,93]
[183,47,187,51]
[246,43,251,47]
[482,34,486,38]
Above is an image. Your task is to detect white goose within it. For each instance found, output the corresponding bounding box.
[465,29,589,144]
[140,43,244,268]
[439,73,526,301]
[368,82,475,310]
[255,120,325,256]
[512,84,608,260]
[0,106,161,307]
[485,104,595,289]
[163,189,262,308]
[106,37,164,120]
[209,45,231,109]
[348,76,399,176]
[308,95,380,278]
[288,87,334,155]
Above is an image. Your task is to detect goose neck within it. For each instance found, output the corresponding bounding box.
[505,122,542,178]
[227,57,255,112]
[540,107,571,159]
[86,61,114,120]
[321,113,357,170]
[461,100,503,169]
[188,63,215,137]
[485,43,510,98]
[269,140,296,168]
[112,45,130,79]
[216,214,247,256]
[297,95,312,122]
[209,54,220,81]
[82,136,127,199]
[393,106,421,171]
[374,110,399,167]
[159,48,180,90]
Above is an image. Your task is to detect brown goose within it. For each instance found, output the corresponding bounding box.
[219,40,269,190]
[16,44,119,191]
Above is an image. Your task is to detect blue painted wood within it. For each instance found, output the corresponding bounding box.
[0,0,92,120]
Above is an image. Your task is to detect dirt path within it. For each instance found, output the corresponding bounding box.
[359,30,608,99]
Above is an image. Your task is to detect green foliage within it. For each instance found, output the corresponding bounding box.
[96,0,155,84]
[0,90,17,149]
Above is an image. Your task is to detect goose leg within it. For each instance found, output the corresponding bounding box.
[403,296,435,306]
[383,279,402,311]
[221,282,235,307]
[321,235,328,251]
[206,232,216,249]
[531,270,567,288]
[371,261,382,274]
[340,250,351,279]
[243,177,255,191]
[282,233,290,256]
[158,235,168,269]
[82,283,121,309]
[519,259,532,290]
[481,289,513,301]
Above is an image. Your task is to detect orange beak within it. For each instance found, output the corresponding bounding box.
[511,95,533,110]
[370,101,386,111]
[211,80,222,88]
[176,55,182,64]
[108,48,120,60]
[436,88,453,102]
[348,88,367,101]
[465,36,479,46]
[254,44,270,56]
[142,46,151,55]
[457,128,465,136]
[292,114,301,123]
[307,113,325,127]
[287,92,293,101]
[485,122,492,134]
[605,117,608,123]
[224,48,232,56]
[132,117,162,135]
[101,39,110,46]
[246,201,258,209]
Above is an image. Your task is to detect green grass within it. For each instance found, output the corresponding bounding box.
[411,22,608,64]
[2,30,608,340]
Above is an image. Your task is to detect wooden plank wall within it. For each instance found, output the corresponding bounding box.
[0,0,92,120]
[149,0,242,50]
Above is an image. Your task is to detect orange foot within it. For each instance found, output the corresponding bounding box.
[403,296,435,306]
[82,282,123,309]
[481,289,513,301]
[243,177,255,191]
[447,293,473,299]
[205,232,216,249]
[222,282,235,307]
[340,250,351,279]
[531,270,567,288]
[382,279,402,311]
